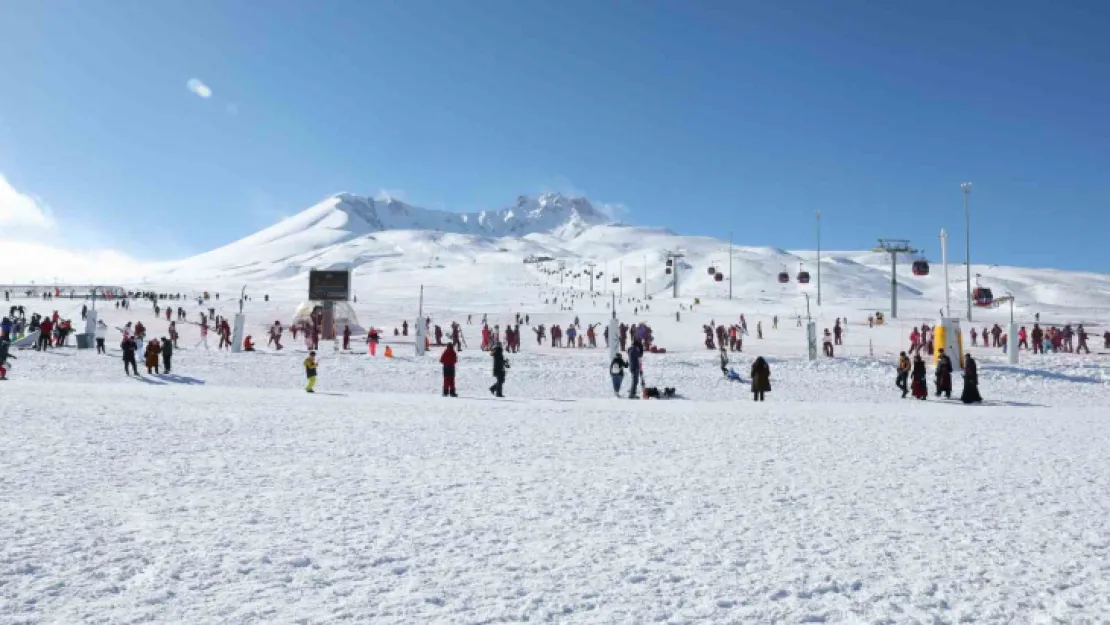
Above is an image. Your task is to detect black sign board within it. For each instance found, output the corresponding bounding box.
[308,270,351,301]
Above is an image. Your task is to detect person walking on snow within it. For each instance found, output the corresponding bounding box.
[833,320,842,346]
[911,353,928,400]
[95,320,107,354]
[366,327,380,355]
[610,351,628,397]
[122,335,139,375]
[896,351,911,398]
[960,353,982,404]
[750,356,771,402]
[144,339,162,374]
[489,343,507,398]
[1076,325,1090,354]
[160,336,173,373]
[935,349,953,399]
[627,339,644,398]
[342,325,351,350]
[304,351,318,393]
[823,329,834,357]
[440,343,458,397]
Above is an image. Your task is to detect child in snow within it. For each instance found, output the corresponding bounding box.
[610,352,628,397]
[440,343,458,397]
[304,351,318,393]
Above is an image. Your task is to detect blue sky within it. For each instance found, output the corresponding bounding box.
[1,0,1108,270]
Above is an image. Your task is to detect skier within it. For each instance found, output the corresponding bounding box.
[750,356,771,402]
[960,353,982,404]
[627,339,644,399]
[161,336,173,373]
[610,351,628,397]
[439,343,458,397]
[911,353,928,400]
[304,351,318,393]
[935,349,953,399]
[489,342,507,398]
[896,351,910,398]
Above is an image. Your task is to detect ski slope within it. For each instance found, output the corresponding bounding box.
[3,191,1110,623]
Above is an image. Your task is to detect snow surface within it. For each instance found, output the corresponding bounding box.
[3,195,1110,623]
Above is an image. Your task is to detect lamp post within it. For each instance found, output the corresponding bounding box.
[961,182,972,322]
[815,210,822,306]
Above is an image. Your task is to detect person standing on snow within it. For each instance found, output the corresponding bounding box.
[750,356,771,402]
[342,325,351,350]
[121,335,139,376]
[896,352,911,398]
[160,336,173,373]
[304,351,318,393]
[1076,325,1090,354]
[489,342,507,398]
[960,353,982,404]
[627,339,644,399]
[610,351,629,397]
[0,336,15,380]
[95,320,107,354]
[440,343,458,397]
[935,349,953,399]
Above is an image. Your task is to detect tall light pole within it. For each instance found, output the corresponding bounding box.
[728,231,733,300]
[961,182,972,322]
[815,210,822,306]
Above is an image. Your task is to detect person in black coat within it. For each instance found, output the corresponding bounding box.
[750,356,771,402]
[934,349,953,399]
[121,336,138,376]
[161,336,173,373]
[911,353,928,400]
[489,343,507,398]
[961,353,983,404]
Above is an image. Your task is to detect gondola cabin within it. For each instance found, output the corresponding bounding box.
[714,273,724,282]
[797,271,811,284]
[665,268,672,275]
[635,277,642,284]
[707,267,716,275]
[611,277,620,284]
[666,259,673,267]
[777,272,790,284]
[973,287,994,307]
[912,260,930,276]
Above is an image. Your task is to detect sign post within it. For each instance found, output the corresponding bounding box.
[415,285,426,357]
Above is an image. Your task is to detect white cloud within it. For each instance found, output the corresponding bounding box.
[0,173,55,232]
[596,202,631,221]
[187,78,213,99]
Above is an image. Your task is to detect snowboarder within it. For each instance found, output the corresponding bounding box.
[304,351,318,393]
[960,353,982,404]
[440,343,458,397]
[896,351,910,398]
[610,351,628,397]
[489,343,507,398]
[750,356,771,402]
[935,349,953,399]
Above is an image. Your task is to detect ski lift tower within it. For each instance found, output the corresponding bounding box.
[584,261,597,293]
[872,239,917,319]
[665,250,685,298]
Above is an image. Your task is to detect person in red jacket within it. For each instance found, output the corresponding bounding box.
[439,343,458,397]
[37,318,53,351]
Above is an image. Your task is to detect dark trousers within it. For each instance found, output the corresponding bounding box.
[896,371,908,396]
[490,373,504,397]
[37,334,49,350]
[629,369,640,397]
[753,391,765,401]
[96,338,105,354]
[163,355,172,373]
[443,366,456,395]
[124,357,137,375]
[611,373,623,394]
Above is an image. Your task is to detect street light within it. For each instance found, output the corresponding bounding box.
[815,210,822,306]
[961,182,972,322]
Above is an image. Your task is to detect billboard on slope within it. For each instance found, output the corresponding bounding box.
[308,270,351,302]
